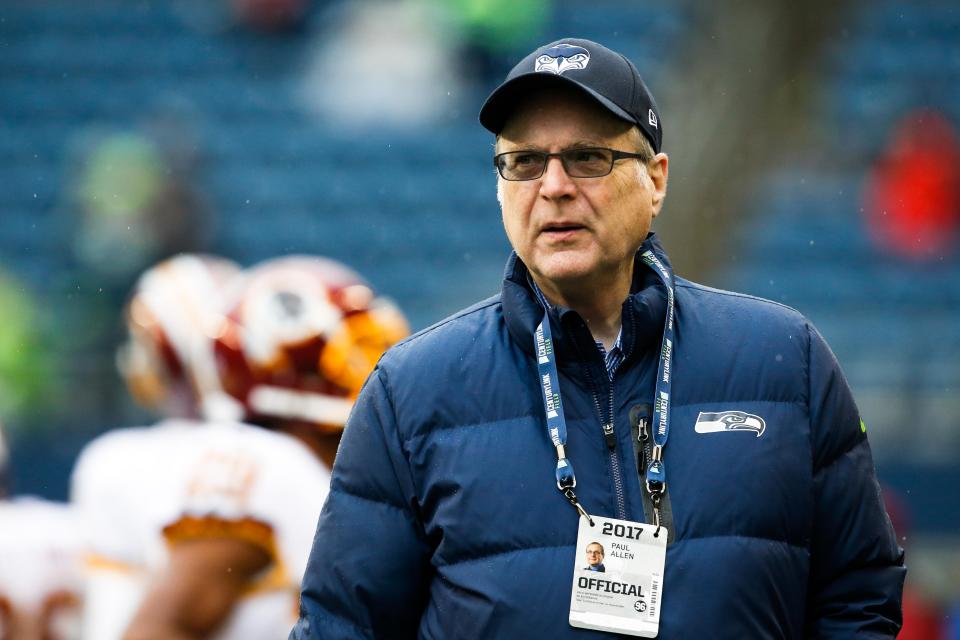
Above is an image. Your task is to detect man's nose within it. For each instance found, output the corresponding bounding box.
[539,155,577,198]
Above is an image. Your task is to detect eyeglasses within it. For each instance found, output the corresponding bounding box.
[493,147,651,181]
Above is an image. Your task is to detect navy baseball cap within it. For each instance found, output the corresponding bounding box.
[479,38,663,153]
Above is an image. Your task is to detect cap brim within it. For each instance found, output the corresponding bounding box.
[479,72,637,134]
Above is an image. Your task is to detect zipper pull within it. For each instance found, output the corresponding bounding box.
[630,404,653,444]
[630,404,653,442]
[651,492,663,537]
[602,423,616,450]
[630,403,653,467]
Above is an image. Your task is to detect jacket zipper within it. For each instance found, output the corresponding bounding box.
[586,367,628,521]
[635,406,653,473]
[630,404,654,523]
[631,403,673,542]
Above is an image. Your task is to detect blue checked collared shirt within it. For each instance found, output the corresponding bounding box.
[528,276,624,381]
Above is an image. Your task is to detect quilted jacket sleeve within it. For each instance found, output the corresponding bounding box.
[290,368,432,640]
[804,323,905,639]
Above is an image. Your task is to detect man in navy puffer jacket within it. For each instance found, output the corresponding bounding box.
[292,38,904,639]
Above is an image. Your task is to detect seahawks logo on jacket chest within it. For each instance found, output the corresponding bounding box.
[694,411,766,437]
[535,44,590,75]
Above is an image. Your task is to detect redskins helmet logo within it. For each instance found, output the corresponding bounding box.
[274,290,305,319]
[239,269,343,369]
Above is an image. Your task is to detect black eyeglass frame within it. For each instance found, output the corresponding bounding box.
[492,147,652,181]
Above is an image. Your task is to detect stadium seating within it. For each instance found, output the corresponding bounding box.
[0,0,695,328]
[715,0,960,518]
[0,0,695,496]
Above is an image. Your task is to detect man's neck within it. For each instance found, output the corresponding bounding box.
[532,264,633,351]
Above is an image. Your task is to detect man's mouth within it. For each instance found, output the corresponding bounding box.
[541,222,585,235]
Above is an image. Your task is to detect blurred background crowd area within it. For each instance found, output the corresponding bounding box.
[0,0,958,633]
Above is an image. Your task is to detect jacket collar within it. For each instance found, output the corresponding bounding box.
[502,233,670,371]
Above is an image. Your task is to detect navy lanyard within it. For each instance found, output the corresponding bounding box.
[638,249,675,527]
[535,249,676,525]
[535,316,591,522]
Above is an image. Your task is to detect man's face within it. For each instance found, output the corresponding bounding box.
[497,88,667,295]
[585,543,604,567]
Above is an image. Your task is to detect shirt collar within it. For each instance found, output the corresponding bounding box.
[526,273,624,353]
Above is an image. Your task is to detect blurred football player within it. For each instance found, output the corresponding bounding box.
[71,254,408,640]
[0,421,84,640]
[71,253,242,639]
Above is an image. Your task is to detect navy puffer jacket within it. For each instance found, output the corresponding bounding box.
[292,235,904,639]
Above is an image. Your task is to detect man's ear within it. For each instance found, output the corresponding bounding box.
[648,153,669,214]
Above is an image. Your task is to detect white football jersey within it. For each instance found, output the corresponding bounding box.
[0,497,83,640]
[71,419,331,639]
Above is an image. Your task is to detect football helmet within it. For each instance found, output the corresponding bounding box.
[118,254,241,417]
[212,256,409,432]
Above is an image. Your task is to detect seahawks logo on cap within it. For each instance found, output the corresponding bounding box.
[535,44,590,75]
